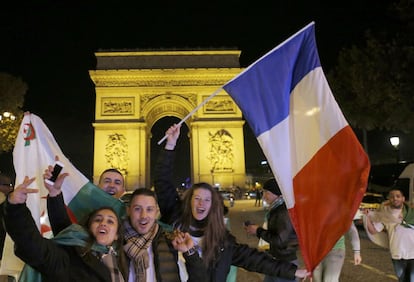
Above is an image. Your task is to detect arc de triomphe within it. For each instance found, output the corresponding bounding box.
[89,50,246,190]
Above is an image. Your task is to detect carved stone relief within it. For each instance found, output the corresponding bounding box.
[208,129,234,172]
[102,97,134,115]
[105,133,129,175]
[203,96,236,114]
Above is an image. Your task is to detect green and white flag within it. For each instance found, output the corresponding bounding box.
[0,112,125,279]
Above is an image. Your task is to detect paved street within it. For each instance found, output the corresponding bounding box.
[226,199,397,282]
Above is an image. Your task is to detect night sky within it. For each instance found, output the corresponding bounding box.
[0,1,397,184]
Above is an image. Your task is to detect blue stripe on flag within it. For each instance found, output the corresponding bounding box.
[223,22,320,137]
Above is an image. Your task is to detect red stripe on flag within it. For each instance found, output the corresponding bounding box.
[65,206,78,224]
[289,126,369,270]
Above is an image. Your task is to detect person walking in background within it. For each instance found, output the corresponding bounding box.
[245,178,299,282]
[255,189,263,207]
[312,221,361,282]
[154,124,310,281]
[364,188,414,282]
[3,175,127,281]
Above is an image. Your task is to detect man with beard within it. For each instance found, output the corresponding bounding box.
[365,188,414,281]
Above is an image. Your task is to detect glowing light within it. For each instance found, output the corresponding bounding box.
[390,136,400,148]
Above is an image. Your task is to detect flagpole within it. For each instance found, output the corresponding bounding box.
[157,87,223,145]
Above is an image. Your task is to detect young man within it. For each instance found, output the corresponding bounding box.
[245,178,299,282]
[364,188,414,281]
[123,188,203,282]
[98,168,125,199]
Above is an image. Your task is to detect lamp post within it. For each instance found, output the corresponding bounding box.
[0,111,16,122]
[390,136,400,163]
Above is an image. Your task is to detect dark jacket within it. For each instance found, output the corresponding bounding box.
[123,225,182,282]
[256,202,298,262]
[154,149,298,282]
[4,199,114,282]
[48,193,203,282]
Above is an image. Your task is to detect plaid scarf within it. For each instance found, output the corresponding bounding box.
[101,246,125,282]
[123,220,159,282]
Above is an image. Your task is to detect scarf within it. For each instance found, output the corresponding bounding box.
[101,246,125,282]
[19,224,122,282]
[265,196,285,221]
[188,217,207,237]
[123,220,159,282]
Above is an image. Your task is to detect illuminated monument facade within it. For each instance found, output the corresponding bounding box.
[89,50,245,190]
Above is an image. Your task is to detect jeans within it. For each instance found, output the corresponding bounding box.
[312,248,345,282]
[392,258,414,282]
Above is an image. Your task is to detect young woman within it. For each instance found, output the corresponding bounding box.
[3,176,127,282]
[154,124,310,282]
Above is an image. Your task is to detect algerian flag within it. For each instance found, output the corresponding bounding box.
[0,112,125,279]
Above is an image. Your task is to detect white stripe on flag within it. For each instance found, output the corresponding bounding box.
[223,22,370,271]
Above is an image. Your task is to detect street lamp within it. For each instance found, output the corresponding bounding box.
[0,111,16,122]
[390,136,400,163]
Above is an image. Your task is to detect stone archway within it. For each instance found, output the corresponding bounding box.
[89,50,246,190]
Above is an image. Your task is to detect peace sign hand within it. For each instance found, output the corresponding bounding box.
[8,176,38,205]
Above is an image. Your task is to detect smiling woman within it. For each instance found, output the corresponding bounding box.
[3,174,128,281]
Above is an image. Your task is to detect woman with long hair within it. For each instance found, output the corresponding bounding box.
[154,124,309,282]
[4,174,127,282]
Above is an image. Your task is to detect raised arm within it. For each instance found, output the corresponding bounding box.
[4,177,70,274]
[43,159,72,235]
[154,124,182,224]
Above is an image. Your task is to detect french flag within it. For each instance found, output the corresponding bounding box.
[1,113,125,278]
[223,22,370,271]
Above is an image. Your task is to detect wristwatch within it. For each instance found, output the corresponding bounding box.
[184,246,198,256]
